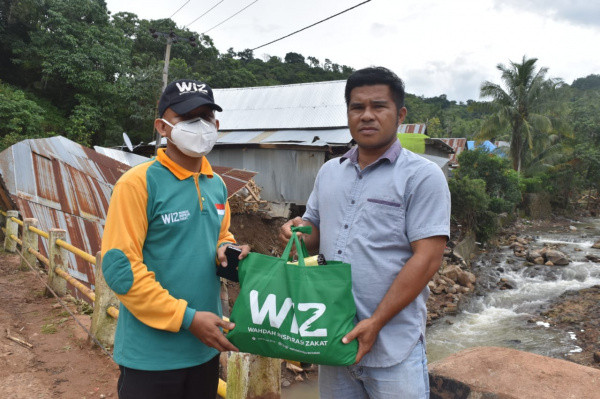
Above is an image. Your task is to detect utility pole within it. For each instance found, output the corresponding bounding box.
[149,29,197,154]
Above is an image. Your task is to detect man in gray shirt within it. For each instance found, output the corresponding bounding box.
[280,66,450,398]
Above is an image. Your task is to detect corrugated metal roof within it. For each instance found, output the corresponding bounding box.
[0,137,258,301]
[94,146,257,198]
[397,124,427,134]
[421,153,451,170]
[440,138,467,166]
[212,166,258,197]
[0,136,131,298]
[94,146,150,167]
[214,81,348,130]
[216,128,352,147]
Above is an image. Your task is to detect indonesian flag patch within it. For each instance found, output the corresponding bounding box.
[216,203,225,216]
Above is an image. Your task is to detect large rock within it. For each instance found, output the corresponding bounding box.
[441,265,475,287]
[586,254,600,263]
[592,240,600,249]
[429,346,600,399]
[544,249,570,266]
[526,249,542,262]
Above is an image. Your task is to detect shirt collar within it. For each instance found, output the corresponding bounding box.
[340,138,403,164]
[156,148,214,180]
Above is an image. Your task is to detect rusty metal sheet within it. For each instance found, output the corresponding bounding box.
[440,138,467,166]
[0,136,260,301]
[0,136,130,301]
[211,166,258,198]
[212,166,257,181]
[397,124,427,134]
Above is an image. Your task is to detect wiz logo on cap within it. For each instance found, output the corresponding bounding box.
[175,81,207,95]
[158,79,223,117]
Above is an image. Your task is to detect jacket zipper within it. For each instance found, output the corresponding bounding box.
[193,175,203,211]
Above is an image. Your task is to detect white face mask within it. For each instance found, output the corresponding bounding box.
[162,117,218,158]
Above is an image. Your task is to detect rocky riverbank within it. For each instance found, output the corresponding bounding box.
[539,285,600,368]
[475,216,600,369]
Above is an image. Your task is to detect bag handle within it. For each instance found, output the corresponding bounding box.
[281,225,312,267]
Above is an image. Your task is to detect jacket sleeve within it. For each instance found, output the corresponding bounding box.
[217,200,236,249]
[101,174,189,332]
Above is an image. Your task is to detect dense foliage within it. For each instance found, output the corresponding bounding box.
[0,0,353,147]
[449,149,521,242]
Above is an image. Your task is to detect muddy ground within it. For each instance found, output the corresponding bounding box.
[0,250,119,398]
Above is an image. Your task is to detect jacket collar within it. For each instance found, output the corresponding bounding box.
[156,148,214,180]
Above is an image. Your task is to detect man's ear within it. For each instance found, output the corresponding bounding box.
[397,107,407,127]
[154,119,169,137]
[215,119,220,130]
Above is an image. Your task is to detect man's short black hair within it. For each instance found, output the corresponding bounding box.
[345,66,405,110]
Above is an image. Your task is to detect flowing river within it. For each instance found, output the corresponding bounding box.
[283,217,600,398]
[427,217,600,362]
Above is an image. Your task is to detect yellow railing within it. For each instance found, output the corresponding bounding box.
[10,216,23,226]
[1,214,110,316]
[29,225,49,239]
[56,239,97,265]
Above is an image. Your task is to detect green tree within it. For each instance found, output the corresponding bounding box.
[479,56,563,173]
[0,81,49,150]
[455,148,521,212]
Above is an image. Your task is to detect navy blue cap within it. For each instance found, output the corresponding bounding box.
[158,79,222,117]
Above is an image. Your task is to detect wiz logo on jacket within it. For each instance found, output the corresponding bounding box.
[161,210,191,224]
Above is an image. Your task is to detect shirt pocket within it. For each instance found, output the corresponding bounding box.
[356,197,405,242]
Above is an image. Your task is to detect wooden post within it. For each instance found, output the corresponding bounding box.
[4,210,19,253]
[226,353,281,399]
[91,251,118,347]
[220,278,230,318]
[46,228,68,297]
[21,218,39,271]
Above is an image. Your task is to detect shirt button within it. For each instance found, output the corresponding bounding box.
[344,224,348,229]
[358,175,363,179]
[337,250,342,254]
[351,200,355,204]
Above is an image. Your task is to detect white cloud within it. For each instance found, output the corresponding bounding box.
[493,0,600,28]
[105,0,600,101]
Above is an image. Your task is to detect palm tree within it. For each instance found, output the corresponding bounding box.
[479,56,563,173]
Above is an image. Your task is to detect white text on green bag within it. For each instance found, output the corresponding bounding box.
[249,290,327,337]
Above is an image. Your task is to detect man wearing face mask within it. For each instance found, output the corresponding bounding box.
[101,79,250,399]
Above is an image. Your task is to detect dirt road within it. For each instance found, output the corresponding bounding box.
[0,251,119,398]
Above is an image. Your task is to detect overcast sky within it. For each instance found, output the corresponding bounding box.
[104,0,600,102]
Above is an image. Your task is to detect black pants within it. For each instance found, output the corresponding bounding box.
[117,355,220,399]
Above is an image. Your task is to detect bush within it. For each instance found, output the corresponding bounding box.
[489,197,513,213]
[456,148,521,211]
[448,176,499,241]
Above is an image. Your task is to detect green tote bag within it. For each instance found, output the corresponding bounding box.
[227,226,358,366]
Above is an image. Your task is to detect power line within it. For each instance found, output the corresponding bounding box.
[170,0,190,19]
[202,0,259,34]
[251,0,371,51]
[186,0,225,28]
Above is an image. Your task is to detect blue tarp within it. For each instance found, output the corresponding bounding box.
[466,140,507,157]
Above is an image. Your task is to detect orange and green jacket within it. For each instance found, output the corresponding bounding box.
[101,149,235,370]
